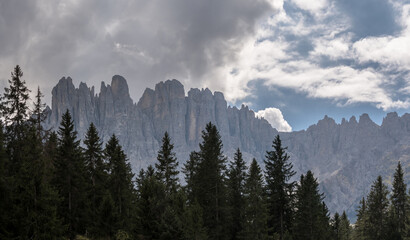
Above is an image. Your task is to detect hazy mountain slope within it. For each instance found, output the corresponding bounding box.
[45,75,410,219]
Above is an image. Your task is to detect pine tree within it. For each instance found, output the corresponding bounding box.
[183,200,208,240]
[241,159,268,240]
[135,165,166,239]
[105,134,135,235]
[293,170,331,240]
[196,122,228,240]
[31,86,46,134]
[43,131,58,183]
[339,211,351,240]
[391,161,408,239]
[353,197,368,240]
[264,135,296,239]
[0,123,12,239]
[1,65,30,137]
[1,65,30,176]
[365,176,389,240]
[227,148,247,240]
[183,151,200,203]
[18,125,63,239]
[155,131,179,194]
[83,123,108,237]
[54,110,89,238]
[332,212,340,240]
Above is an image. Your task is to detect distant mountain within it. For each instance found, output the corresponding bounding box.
[45,75,410,219]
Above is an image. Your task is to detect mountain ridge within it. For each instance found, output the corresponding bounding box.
[45,75,410,219]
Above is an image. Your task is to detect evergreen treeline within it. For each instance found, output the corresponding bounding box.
[0,65,409,239]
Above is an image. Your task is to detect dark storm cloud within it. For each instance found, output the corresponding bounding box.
[0,0,274,103]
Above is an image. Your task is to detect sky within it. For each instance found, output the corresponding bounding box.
[1,0,410,131]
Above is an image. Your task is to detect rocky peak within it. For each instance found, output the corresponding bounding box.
[381,112,399,126]
[111,75,129,97]
[349,116,358,124]
[315,115,337,129]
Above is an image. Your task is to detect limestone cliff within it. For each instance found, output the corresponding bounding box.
[46,75,410,219]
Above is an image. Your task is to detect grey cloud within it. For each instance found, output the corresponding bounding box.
[0,0,274,104]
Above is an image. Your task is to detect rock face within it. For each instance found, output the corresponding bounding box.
[46,75,410,219]
[46,76,277,171]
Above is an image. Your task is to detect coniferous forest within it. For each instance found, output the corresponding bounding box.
[1,65,410,240]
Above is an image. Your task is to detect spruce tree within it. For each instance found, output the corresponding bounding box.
[0,123,11,239]
[155,131,179,194]
[43,131,58,183]
[54,110,89,238]
[264,135,296,239]
[339,211,351,240]
[293,170,331,240]
[332,212,340,240]
[31,86,46,134]
[135,165,166,239]
[353,197,368,240]
[18,126,63,239]
[1,65,30,176]
[83,123,107,237]
[196,122,228,240]
[391,161,408,238]
[227,148,247,240]
[105,134,135,235]
[1,65,30,137]
[241,159,268,240]
[365,176,389,240]
[183,200,208,240]
[183,151,200,203]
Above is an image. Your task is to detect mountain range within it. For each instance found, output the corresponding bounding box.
[45,75,410,219]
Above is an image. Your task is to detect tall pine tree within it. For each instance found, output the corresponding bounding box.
[241,159,268,240]
[339,211,351,240]
[390,161,408,239]
[353,197,368,240]
[105,134,135,235]
[183,151,200,203]
[365,176,389,240]
[293,170,331,240]
[155,131,179,194]
[227,148,247,240]
[196,122,228,240]
[54,110,89,238]
[83,123,108,237]
[264,135,296,239]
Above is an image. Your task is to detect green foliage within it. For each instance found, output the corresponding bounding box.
[54,110,89,238]
[339,211,351,240]
[227,148,247,240]
[365,176,390,240]
[390,162,408,239]
[183,151,200,203]
[155,131,179,194]
[83,123,109,238]
[136,165,167,239]
[105,134,135,234]
[241,159,268,240]
[264,135,296,239]
[293,170,331,240]
[196,122,229,240]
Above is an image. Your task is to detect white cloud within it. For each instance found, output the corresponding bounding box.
[291,0,328,13]
[210,0,410,111]
[256,107,292,132]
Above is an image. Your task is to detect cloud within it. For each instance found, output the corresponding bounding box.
[210,0,410,111]
[256,107,292,132]
[1,0,410,116]
[0,0,275,104]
